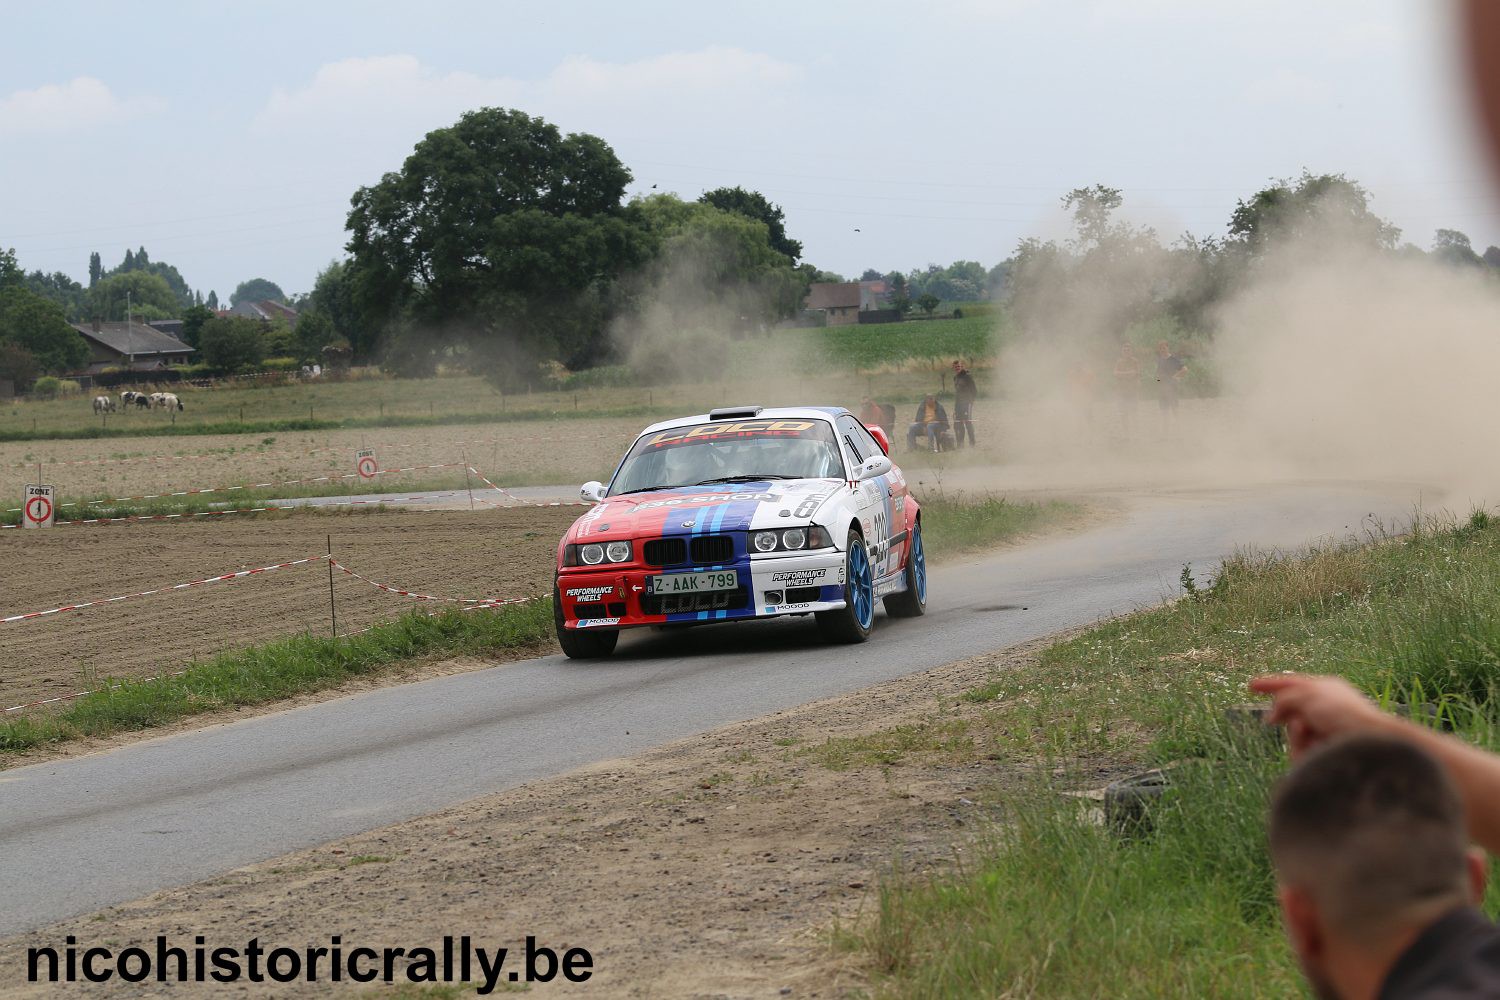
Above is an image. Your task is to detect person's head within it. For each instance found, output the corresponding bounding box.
[952,360,965,374]
[1156,340,1171,357]
[923,393,936,404]
[1269,734,1486,999]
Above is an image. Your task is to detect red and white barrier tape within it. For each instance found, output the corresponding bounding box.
[0,506,289,529]
[328,558,531,607]
[0,553,329,624]
[465,466,594,508]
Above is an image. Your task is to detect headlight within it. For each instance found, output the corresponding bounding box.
[751,525,833,553]
[580,543,606,565]
[606,540,632,563]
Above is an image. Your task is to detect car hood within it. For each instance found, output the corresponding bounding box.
[567,479,844,541]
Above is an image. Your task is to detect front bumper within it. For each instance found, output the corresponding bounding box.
[558,549,848,629]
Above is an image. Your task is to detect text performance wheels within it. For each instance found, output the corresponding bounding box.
[884,518,927,618]
[553,584,619,659]
[817,530,874,644]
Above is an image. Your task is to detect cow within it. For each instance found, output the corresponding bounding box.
[120,390,142,408]
[92,395,115,414]
[159,392,183,411]
[148,392,166,408]
[135,393,151,409]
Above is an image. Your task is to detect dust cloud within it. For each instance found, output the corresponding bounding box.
[986,235,1500,505]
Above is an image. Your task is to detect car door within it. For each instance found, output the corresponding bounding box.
[836,415,895,579]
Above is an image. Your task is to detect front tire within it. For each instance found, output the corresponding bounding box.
[817,530,875,644]
[553,585,619,659]
[883,518,927,618]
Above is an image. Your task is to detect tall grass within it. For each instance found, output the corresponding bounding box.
[853,510,1500,995]
[919,493,1083,561]
[0,601,554,761]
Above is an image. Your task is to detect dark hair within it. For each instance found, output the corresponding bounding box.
[1269,735,1469,933]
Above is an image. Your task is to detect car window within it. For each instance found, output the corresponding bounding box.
[835,415,865,466]
[609,417,845,495]
[847,419,884,460]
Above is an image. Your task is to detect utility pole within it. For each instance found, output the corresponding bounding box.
[125,290,134,366]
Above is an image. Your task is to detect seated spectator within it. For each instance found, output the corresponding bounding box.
[1254,673,1500,998]
[906,394,949,452]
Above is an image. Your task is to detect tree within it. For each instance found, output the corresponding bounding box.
[206,289,219,311]
[888,272,911,315]
[197,316,266,371]
[24,271,86,321]
[697,186,802,262]
[106,246,195,308]
[294,308,336,359]
[796,264,845,285]
[1228,172,1399,254]
[307,260,363,355]
[860,268,884,282]
[88,271,180,321]
[0,286,90,373]
[345,106,653,380]
[0,248,19,289]
[917,292,940,316]
[230,278,285,307]
[1485,246,1500,269]
[180,303,215,349]
[88,252,103,288]
[1432,229,1483,267]
[0,341,39,390]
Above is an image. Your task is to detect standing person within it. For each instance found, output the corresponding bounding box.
[1253,673,1500,998]
[1154,340,1187,430]
[951,361,977,449]
[906,394,949,452]
[1112,342,1140,437]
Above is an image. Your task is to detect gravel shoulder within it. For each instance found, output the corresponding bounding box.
[0,636,1069,998]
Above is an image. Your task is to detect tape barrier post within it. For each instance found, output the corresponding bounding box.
[22,484,54,529]
[355,448,378,481]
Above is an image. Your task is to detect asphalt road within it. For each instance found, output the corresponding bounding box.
[0,482,1422,936]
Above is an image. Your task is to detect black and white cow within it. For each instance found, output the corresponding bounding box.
[92,394,115,414]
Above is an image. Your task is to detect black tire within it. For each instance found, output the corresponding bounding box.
[816,530,875,644]
[553,585,619,659]
[884,518,928,618]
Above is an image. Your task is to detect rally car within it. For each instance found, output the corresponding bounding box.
[552,405,926,658]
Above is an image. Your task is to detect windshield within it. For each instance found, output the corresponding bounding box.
[609,417,845,496]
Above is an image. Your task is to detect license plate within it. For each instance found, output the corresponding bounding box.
[648,570,738,595]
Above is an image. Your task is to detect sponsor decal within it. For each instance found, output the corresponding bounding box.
[575,617,621,628]
[644,419,819,449]
[765,602,814,613]
[875,577,907,598]
[633,492,775,510]
[565,585,616,599]
[770,568,833,585]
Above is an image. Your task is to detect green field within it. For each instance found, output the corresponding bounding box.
[840,511,1500,997]
[4,317,1003,442]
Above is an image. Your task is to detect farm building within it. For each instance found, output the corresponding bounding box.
[229,299,299,327]
[805,282,862,326]
[69,320,196,374]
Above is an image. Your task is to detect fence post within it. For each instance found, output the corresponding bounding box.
[326,535,338,638]
[462,451,475,511]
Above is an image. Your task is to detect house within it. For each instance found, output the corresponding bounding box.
[229,299,299,327]
[147,319,186,343]
[70,320,195,373]
[805,282,862,326]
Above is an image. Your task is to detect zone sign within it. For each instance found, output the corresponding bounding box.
[23,483,55,528]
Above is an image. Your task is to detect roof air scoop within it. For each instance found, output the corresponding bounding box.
[708,406,764,420]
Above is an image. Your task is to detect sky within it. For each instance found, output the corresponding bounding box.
[1,0,1495,300]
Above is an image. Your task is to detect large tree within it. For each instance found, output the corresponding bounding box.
[345,107,653,378]
[88,271,180,321]
[197,316,267,371]
[24,270,86,321]
[230,278,285,306]
[697,186,802,263]
[1432,228,1483,267]
[1227,171,1399,254]
[0,285,90,373]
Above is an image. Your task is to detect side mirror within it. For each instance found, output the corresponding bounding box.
[854,455,893,481]
[580,481,606,503]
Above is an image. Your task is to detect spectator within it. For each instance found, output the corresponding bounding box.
[1254,673,1500,998]
[1154,340,1187,428]
[952,361,977,449]
[859,396,882,427]
[906,394,949,452]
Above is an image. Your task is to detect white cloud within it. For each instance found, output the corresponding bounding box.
[0,77,161,135]
[254,48,803,136]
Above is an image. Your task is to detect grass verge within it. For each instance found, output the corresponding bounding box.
[0,601,554,764]
[832,510,1500,997]
[919,492,1085,561]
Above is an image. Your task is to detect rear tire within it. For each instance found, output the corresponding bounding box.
[553,585,619,659]
[816,530,874,644]
[884,518,928,618]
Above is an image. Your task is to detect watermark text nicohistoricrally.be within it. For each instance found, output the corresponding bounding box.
[27,934,591,994]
